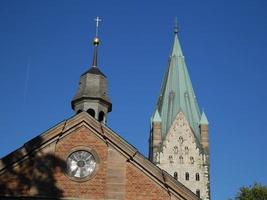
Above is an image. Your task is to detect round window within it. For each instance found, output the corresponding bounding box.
[66,150,96,179]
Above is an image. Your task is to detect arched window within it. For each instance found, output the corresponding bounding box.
[179,156,183,164]
[179,136,183,144]
[196,173,200,181]
[185,146,189,154]
[174,172,178,180]
[185,172,189,180]
[87,109,95,118]
[190,157,194,164]
[196,189,200,198]
[169,155,174,164]
[173,146,178,154]
[98,111,105,123]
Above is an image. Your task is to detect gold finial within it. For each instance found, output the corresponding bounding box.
[93,37,100,46]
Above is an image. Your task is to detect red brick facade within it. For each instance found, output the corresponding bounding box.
[0,113,198,200]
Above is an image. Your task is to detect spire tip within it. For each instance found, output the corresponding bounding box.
[92,16,102,67]
[174,17,178,34]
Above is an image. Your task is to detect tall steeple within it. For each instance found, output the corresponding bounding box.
[149,21,210,200]
[156,21,201,140]
[71,17,112,123]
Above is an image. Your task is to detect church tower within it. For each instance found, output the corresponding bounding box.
[149,22,210,200]
[71,17,112,124]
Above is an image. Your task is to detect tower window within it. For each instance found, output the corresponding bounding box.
[179,136,183,144]
[196,189,200,197]
[185,146,189,154]
[87,109,95,118]
[185,172,189,180]
[196,173,200,181]
[169,155,174,164]
[174,172,178,180]
[190,157,194,164]
[179,156,183,164]
[173,146,178,154]
[98,111,105,123]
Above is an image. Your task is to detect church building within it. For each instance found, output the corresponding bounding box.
[0,19,209,200]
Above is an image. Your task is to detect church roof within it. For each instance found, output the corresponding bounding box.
[0,112,198,200]
[82,66,106,77]
[155,31,201,139]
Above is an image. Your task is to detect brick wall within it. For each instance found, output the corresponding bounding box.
[0,125,175,199]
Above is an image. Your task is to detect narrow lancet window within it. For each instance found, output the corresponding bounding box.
[196,173,200,181]
[174,172,178,180]
[179,156,183,164]
[98,111,105,123]
[185,172,189,180]
[196,190,200,197]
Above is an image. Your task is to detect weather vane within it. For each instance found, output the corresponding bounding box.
[94,16,102,37]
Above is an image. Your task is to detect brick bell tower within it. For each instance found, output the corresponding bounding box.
[71,17,112,124]
[149,21,211,200]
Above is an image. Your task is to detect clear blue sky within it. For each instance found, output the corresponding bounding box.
[0,0,267,199]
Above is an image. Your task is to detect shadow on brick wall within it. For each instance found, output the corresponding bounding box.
[0,135,66,198]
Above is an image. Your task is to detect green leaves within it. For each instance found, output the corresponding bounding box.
[235,183,267,200]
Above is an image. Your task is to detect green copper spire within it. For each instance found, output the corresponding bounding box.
[155,23,201,139]
[200,111,209,125]
[152,109,162,122]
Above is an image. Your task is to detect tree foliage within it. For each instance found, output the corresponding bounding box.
[235,183,267,200]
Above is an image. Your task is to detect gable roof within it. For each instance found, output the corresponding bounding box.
[0,112,199,200]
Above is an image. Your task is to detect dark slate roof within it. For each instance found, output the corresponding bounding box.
[82,66,106,77]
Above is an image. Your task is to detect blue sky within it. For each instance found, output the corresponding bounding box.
[0,0,267,199]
